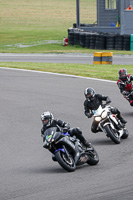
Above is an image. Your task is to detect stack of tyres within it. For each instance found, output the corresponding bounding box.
[102,52,113,64]
[123,35,130,51]
[80,32,86,48]
[68,31,74,45]
[74,32,80,45]
[93,52,102,64]
[95,34,106,50]
[68,30,130,51]
[115,34,123,50]
[90,33,97,49]
[86,32,92,49]
[105,34,115,50]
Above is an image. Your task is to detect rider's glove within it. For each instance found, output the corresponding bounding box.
[106,97,111,104]
[63,123,70,132]
[64,123,70,129]
[41,128,44,137]
[122,91,128,96]
[106,100,111,104]
[87,113,93,118]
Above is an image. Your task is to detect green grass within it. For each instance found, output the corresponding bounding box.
[1,62,133,81]
[0,0,133,81]
[0,0,76,53]
[0,0,133,55]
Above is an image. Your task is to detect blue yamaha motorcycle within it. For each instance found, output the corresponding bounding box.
[43,127,99,172]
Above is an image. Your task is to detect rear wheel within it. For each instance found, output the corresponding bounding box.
[55,151,76,172]
[104,124,120,144]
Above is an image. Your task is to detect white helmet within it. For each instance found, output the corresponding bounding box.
[41,111,54,127]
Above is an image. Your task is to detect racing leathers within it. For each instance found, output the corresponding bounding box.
[84,94,127,133]
[117,74,133,106]
[41,119,90,147]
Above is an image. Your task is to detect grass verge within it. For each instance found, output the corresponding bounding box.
[1,62,133,81]
[0,0,133,55]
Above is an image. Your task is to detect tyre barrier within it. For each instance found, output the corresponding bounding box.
[123,35,130,51]
[86,32,91,48]
[95,34,106,50]
[102,52,113,64]
[93,52,113,64]
[68,32,74,45]
[93,52,102,64]
[80,32,86,47]
[68,29,131,51]
[74,32,80,45]
[105,34,115,50]
[114,34,123,50]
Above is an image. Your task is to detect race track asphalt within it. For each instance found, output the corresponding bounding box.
[0,67,133,200]
[0,53,133,64]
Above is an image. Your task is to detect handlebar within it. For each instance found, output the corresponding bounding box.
[102,102,110,108]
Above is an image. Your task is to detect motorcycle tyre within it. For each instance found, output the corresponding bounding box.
[87,145,99,165]
[55,151,76,172]
[104,124,120,144]
[121,129,129,139]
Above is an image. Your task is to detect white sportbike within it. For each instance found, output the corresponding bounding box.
[92,104,129,144]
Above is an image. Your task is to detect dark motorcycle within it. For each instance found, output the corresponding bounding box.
[43,127,99,172]
[92,104,129,144]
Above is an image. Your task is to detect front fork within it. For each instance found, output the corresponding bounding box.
[62,145,71,158]
[98,119,114,135]
[99,119,123,138]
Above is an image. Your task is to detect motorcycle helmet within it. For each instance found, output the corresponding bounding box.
[41,111,54,127]
[119,68,127,81]
[84,88,95,101]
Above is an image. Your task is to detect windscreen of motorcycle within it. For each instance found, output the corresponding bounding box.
[92,105,103,116]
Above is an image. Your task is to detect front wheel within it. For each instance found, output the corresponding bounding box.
[55,151,76,172]
[87,145,99,165]
[104,124,120,144]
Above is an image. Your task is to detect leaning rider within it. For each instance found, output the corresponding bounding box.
[83,88,127,133]
[41,111,91,150]
[117,68,133,106]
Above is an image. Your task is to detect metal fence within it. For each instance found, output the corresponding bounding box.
[80,0,97,24]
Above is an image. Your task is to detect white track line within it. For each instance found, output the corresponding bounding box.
[0,67,116,83]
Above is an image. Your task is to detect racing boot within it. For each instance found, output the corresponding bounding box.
[117,117,127,129]
[120,118,127,124]
[118,113,127,125]
[119,117,127,127]
[84,141,92,150]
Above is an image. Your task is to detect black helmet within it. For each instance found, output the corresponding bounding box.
[41,111,54,127]
[84,88,95,101]
[119,68,127,81]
